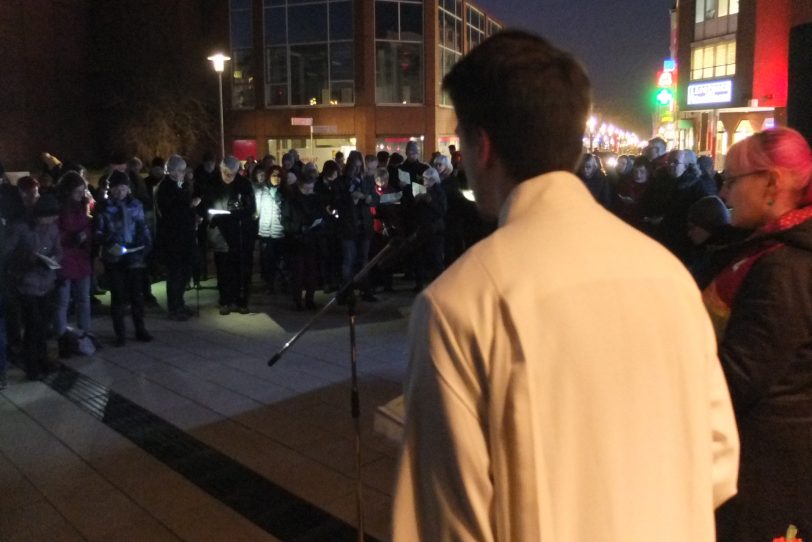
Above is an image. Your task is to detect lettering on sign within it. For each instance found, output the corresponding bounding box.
[291,117,313,126]
[313,125,338,135]
[687,80,733,106]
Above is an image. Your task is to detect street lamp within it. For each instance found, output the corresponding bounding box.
[207,53,231,159]
[586,116,597,151]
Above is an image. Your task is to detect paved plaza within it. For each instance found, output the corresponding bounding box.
[0,280,413,541]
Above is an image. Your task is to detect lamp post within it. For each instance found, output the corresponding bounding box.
[207,53,231,159]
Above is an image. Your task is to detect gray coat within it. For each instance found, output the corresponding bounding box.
[3,221,62,296]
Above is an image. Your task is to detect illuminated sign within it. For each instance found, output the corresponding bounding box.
[657,71,674,87]
[656,88,674,106]
[663,59,677,72]
[687,80,733,105]
[291,117,313,126]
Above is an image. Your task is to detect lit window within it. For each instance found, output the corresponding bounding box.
[696,0,739,23]
[691,41,736,81]
[375,0,424,104]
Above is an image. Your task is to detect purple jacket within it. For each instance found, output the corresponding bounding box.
[58,205,93,280]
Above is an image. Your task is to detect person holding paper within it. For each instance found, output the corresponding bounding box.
[95,171,153,346]
[412,167,447,291]
[370,167,404,292]
[155,154,199,321]
[334,155,378,303]
[54,171,94,357]
[281,166,324,310]
[204,155,257,315]
[3,193,62,379]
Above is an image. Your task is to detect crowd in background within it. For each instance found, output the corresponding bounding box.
[0,140,489,384]
[0,133,795,387]
[1,127,812,539]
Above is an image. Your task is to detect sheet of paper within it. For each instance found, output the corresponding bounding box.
[411,182,427,196]
[398,169,411,187]
[378,192,402,204]
[36,253,61,270]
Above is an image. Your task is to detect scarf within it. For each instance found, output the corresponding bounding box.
[703,205,812,338]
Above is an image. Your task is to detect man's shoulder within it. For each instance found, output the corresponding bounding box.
[424,235,498,307]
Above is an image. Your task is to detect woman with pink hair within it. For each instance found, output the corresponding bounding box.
[703,127,812,541]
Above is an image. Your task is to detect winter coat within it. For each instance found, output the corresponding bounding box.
[707,217,812,541]
[155,177,198,262]
[333,174,378,240]
[94,196,152,268]
[204,175,257,253]
[3,220,62,296]
[254,181,285,239]
[58,204,93,281]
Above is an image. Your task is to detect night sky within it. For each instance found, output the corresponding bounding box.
[475,0,674,137]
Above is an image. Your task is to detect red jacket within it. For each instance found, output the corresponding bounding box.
[58,204,93,280]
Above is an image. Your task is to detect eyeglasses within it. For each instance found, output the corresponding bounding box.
[721,169,767,189]
[668,161,684,166]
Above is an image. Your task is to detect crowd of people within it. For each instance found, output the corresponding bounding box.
[0,93,810,539]
[0,141,487,384]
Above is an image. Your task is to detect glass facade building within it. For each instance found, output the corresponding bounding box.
[226,0,501,160]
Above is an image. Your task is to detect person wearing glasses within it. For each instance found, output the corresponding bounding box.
[703,127,812,542]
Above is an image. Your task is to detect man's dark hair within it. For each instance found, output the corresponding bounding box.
[442,30,591,182]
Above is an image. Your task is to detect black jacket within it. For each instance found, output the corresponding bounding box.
[714,217,812,541]
[204,174,257,252]
[155,177,198,261]
[333,174,378,240]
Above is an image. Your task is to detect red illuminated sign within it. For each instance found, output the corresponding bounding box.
[657,71,674,88]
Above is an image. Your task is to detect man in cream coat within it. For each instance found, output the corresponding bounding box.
[392,31,739,541]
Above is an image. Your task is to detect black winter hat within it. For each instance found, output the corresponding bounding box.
[107,170,130,189]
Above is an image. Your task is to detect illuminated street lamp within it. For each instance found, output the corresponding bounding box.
[207,53,231,159]
[586,116,597,151]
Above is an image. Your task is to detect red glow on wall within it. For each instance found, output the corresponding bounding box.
[232,139,257,161]
[753,0,790,107]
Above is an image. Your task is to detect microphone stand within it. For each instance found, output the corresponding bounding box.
[267,228,418,542]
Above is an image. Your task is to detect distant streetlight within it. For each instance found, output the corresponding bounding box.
[207,53,231,159]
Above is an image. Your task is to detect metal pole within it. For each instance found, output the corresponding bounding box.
[218,71,225,159]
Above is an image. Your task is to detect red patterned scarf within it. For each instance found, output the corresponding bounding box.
[703,205,812,337]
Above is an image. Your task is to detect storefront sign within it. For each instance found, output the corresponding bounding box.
[290,117,313,126]
[687,80,733,105]
[313,125,337,134]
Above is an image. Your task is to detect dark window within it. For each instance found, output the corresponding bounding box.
[329,1,353,40]
[330,41,353,80]
[400,3,423,39]
[288,4,328,44]
[289,44,329,105]
[231,10,253,50]
[264,7,286,45]
[375,1,399,40]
